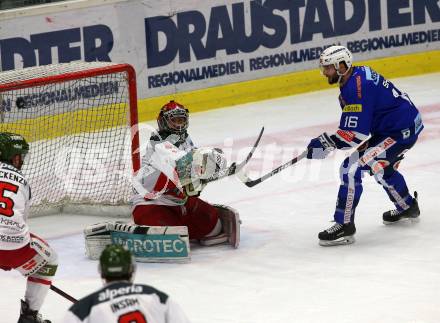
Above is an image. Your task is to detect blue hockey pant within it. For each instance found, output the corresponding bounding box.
[334,135,418,224]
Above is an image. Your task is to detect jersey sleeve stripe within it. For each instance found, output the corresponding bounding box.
[332,130,369,149]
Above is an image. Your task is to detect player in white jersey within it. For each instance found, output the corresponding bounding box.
[64,244,191,323]
[0,132,58,323]
[131,101,240,248]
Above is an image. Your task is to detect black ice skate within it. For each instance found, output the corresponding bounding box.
[383,191,420,225]
[18,300,51,323]
[318,222,356,246]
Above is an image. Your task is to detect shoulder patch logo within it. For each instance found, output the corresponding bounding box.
[342,104,362,112]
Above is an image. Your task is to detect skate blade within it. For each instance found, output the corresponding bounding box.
[383,217,420,225]
[319,235,355,247]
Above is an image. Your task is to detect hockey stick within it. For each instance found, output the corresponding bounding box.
[203,126,265,183]
[237,149,309,187]
[50,284,77,303]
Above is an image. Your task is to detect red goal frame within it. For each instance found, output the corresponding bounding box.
[0,63,140,173]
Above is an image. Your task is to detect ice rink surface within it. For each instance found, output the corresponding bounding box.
[1,72,440,323]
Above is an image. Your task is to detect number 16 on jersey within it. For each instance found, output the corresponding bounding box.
[343,116,358,128]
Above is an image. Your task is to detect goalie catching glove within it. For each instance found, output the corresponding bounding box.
[176,147,228,195]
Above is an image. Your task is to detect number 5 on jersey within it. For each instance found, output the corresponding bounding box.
[0,182,19,217]
[343,116,358,128]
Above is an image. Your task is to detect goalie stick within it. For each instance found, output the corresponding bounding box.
[50,284,77,303]
[238,149,309,187]
[202,126,265,184]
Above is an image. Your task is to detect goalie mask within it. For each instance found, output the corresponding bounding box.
[0,132,29,167]
[157,100,189,135]
[99,245,136,282]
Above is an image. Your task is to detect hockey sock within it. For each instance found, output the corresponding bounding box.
[25,277,51,311]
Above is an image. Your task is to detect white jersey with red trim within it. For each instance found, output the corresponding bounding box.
[0,162,31,250]
[131,133,195,208]
[64,281,191,323]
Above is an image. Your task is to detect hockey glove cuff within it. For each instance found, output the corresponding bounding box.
[307,132,336,159]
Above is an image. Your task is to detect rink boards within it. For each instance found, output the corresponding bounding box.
[1,0,439,123]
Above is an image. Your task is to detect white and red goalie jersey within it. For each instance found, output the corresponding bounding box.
[130,133,195,208]
[0,162,31,250]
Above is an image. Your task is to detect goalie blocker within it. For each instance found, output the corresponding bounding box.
[84,222,191,263]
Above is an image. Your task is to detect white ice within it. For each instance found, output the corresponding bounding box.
[1,72,440,323]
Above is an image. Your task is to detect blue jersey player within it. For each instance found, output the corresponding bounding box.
[307,46,423,246]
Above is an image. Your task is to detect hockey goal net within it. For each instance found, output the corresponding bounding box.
[0,62,140,216]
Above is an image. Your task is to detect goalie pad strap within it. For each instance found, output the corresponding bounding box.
[199,233,228,246]
[84,221,149,237]
[83,221,115,236]
[84,221,181,236]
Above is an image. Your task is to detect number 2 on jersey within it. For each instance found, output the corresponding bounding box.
[118,310,147,323]
[0,182,19,217]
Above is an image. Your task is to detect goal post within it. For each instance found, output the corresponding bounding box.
[0,62,140,216]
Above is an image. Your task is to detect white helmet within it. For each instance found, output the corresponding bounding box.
[319,45,353,76]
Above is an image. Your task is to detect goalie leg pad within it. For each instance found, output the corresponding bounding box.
[85,234,112,260]
[84,221,116,260]
[84,220,144,259]
[110,226,190,263]
[215,204,241,248]
[84,221,191,263]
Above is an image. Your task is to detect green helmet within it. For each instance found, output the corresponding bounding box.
[99,245,135,280]
[0,132,29,164]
